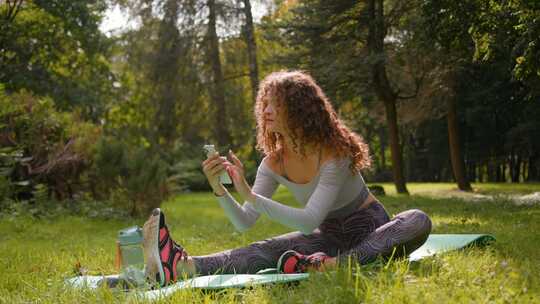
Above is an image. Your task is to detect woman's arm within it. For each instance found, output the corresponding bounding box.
[215,161,279,232]
[249,158,350,234]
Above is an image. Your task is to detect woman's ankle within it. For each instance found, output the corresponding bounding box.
[176,256,197,279]
[322,257,337,269]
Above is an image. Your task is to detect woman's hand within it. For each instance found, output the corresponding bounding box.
[202,152,232,195]
[226,150,256,202]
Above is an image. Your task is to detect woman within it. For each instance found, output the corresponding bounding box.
[142,71,432,287]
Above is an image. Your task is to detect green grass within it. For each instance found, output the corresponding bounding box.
[1,183,539,303]
[371,182,540,196]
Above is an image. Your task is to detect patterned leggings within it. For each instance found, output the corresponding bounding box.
[192,201,432,275]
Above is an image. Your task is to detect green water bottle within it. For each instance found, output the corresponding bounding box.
[117,226,146,286]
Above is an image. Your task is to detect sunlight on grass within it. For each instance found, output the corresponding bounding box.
[371,182,540,196]
[1,184,539,303]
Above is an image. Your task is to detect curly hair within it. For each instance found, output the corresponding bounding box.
[254,70,371,175]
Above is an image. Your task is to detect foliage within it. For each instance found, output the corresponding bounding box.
[262,0,540,183]
[261,1,372,104]
[0,89,101,204]
[472,0,540,99]
[0,88,178,217]
[92,136,170,216]
[418,0,540,182]
[0,0,117,120]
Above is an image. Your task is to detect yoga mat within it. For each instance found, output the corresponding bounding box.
[64,233,495,301]
[408,233,495,261]
[65,270,308,301]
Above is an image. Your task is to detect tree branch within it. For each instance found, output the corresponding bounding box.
[384,0,421,30]
[223,72,249,81]
[397,69,426,100]
[4,0,24,23]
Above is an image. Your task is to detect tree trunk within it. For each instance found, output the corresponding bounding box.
[383,97,408,193]
[522,160,528,182]
[241,0,262,164]
[366,0,408,194]
[379,127,387,170]
[446,74,472,191]
[241,0,259,105]
[207,0,231,148]
[528,153,539,181]
[511,154,521,182]
[487,159,496,182]
[495,160,501,182]
[469,161,476,182]
[151,0,182,149]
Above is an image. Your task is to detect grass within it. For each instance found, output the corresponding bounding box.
[0,183,539,303]
[372,182,540,196]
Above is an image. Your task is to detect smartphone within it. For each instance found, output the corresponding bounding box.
[203,144,232,184]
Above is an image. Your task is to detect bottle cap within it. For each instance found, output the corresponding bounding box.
[118,226,143,245]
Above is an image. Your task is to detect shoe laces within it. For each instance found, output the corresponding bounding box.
[173,241,189,262]
[299,253,328,272]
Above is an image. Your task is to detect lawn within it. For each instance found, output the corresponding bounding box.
[0,183,539,303]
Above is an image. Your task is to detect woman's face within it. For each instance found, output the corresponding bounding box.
[263,96,287,134]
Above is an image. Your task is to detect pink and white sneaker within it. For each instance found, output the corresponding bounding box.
[143,208,188,287]
[277,250,331,274]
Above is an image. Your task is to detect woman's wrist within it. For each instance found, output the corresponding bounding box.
[246,191,257,203]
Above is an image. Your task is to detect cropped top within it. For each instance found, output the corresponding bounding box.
[215,155,370,235]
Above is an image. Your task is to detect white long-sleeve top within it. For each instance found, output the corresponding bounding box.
[216,155,370,234]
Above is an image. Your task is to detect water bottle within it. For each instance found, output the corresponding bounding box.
[116,226,146,287]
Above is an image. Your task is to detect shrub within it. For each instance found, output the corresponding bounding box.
[165,141,260,192]
[0,90,101,204]
[93,137,169,216]
[166,141,214,192]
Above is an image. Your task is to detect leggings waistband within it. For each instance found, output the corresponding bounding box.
[325,186,370,220]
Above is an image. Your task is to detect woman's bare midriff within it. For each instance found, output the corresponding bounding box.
[359,193,378,210]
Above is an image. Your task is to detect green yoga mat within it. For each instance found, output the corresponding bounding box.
[65,233,495,301]
[408,233,495,261]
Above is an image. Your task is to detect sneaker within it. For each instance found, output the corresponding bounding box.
[143,208,188,287]
[277,250,330,274]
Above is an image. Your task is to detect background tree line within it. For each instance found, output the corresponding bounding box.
[1,0,539,215]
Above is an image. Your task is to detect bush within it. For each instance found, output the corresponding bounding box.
[0,176,11,208]
[369,184,386,196]
[0,88,249,216]
[168,158,208,192]
[0,89,101,205]
[93,137,169,216]
[165,141,260,192]
[166,141,215,192]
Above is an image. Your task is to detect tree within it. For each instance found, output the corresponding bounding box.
[445,71,472,190]
[365,0,409,193]
[240,0,259,104]
[0,0,116,120]
[418,0,540,184]
[240,0,263,164]
[414,0,486,190]
[261,0,432,192]
[207,0,232,148]
[150,0,183,148]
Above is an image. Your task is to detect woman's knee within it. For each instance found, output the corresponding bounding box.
[408,209,432,237]
[393,209,432,255]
